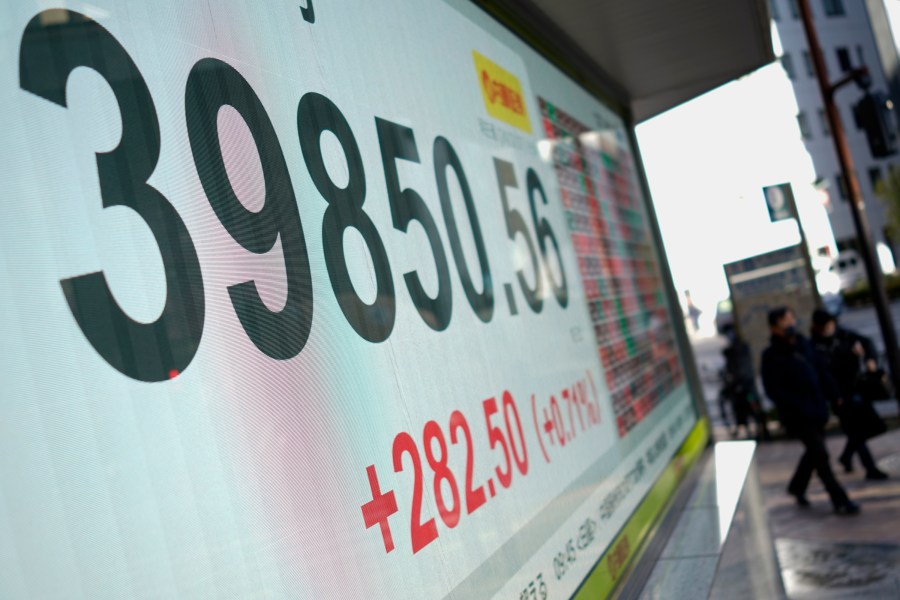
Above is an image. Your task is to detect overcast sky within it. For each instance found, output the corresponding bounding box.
[636,23,839,328]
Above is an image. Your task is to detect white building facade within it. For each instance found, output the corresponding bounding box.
[772,0,900,262]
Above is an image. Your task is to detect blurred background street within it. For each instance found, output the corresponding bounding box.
[690,299,900,432]
[688,301,900,599]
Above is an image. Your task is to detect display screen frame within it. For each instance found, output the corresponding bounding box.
[0,1,710,598]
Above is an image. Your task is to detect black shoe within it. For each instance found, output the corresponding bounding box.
[865,469,889,480]
[790,492,811,507]
[834,501,861,516]
[839,455,853,473]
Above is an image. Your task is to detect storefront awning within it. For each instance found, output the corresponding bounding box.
[487,0,774,122]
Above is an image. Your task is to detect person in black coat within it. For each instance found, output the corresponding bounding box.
[810,309,888,480]
[761,307,859,514]
[721,325,770,440]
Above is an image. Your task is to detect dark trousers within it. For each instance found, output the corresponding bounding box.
[788,430,850,507]
[840,436,878,472]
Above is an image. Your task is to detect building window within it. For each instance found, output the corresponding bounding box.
[818,108,830,135]
[788,0,799,19]
[781,53,796,79]
[797,111,812,138]
[823,0,845,17]
[836,174,848,200]
[836,47,852,72]
[803,50,815,77]
[856,45,865,67]
[769,0,780,20]
[869,166,882,190]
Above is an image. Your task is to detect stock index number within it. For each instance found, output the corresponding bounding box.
[19,11,205,382]
[18,9,569,382]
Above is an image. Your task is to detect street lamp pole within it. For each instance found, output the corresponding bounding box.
[798,0,900,406]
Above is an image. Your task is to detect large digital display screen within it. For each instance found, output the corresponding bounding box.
[0,2,699,598]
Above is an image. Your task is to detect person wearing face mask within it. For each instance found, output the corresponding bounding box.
[810,309,888,480]
[761,306,860,515]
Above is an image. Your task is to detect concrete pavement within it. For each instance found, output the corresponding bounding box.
[753,419,900,599]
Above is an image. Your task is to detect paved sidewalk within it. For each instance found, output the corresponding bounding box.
[727,414,900,598]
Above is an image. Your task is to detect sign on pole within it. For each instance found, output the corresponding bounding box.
[763,183,796,222]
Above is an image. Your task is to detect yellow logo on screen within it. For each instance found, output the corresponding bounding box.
[473,51,532,133]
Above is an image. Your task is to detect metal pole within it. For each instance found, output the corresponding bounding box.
[798,0,900,406]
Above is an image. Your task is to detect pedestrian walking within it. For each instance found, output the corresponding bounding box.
[721,324,770,441]
[810,309,888,480]
[761,307,860,515]
[684,290,702,333]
